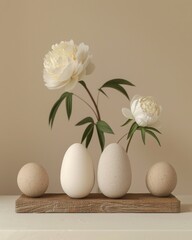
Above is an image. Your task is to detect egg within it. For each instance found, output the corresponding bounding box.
[60,143,95,198]
[97,143,132,198]
[146,161,177,197]
[17,162,49,197]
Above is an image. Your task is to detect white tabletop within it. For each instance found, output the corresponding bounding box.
[0,195,192,240]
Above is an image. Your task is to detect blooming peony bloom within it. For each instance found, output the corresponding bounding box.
[122,95,162,127]
[43,40,92,91]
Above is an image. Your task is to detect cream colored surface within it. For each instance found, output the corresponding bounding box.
[0,0,192,195]
[0,195,192,239]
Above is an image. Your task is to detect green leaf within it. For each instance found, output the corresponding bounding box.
[102,83,130,99]
[145,130,161,146]
[140,127,146,144]
[121,119,132,127]
[145,126,161,134]
[96,125,105,151]
[66,93,73,120]
[49,92,69,127]
[79,80,87,88]
[96,120,114,134]
[127,122,138,139]
[76,117,94,126]
[99,79,134,100]
[81,124,94,144]
[101,79,135,87]
[85,125,94,148]
[98,88,108,98]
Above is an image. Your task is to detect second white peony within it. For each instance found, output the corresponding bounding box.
[122,95,162,127]
[43,40,92,91]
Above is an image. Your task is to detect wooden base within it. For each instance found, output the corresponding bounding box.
[15,193,180,213]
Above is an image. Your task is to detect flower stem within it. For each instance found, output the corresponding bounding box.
[117,133,128,143]
[82,84,101,121]
[96,90,100,107]
[73,94,98,119]
[126,135,133,153]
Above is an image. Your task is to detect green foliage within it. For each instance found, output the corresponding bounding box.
[96,120,114,151]
[49,92,73,127]
[81,123,94,148]
[79,80,87,88]
[76,119,114,151]
[96,120,114,134]
[85,125,94,148]
[96,124,105,151]
[127,122,138,139]
[76,117,94,126]
[121,119,132,127]
[98,88,108,97]
[101,78,135,87]
[144,126,161,134]
[66,93,73,120]
[140,127,146,144]
[75,117,94,148]
[49,78,135,151]
[121,120,161,152]
[99,78,135,100]
[145,129,161,146]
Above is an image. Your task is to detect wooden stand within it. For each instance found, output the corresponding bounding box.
[15,193,180,213]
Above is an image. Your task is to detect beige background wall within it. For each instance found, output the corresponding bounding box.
[0,0,192,195]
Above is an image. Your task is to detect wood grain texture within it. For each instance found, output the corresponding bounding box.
[15,193,180,213]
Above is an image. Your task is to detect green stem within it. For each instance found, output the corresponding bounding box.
[96,90,100,107]
[73,94,98,119]
[126,134,134,153]
[117,133,128,143]
[82,84,101,121]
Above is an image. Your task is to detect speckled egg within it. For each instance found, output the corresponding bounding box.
[98,143,132,198]
[146,161,177,197]
[17,162,49,197]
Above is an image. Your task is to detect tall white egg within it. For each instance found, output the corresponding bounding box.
[98,143,132,198]
[60,143,95,198]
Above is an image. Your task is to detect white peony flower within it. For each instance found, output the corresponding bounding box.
[43,40,93,91]
[122,95,162,127]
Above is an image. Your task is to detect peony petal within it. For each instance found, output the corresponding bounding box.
[43,69,72,90]
[131,107,144,123]
[63,77,79,92]
[74,62,84,77]
[147,116,159,126]
[131,95,141,114]
[74,55,91,77]
[131,95,141,106]
[77,69,86,80]
[135,117,148,127]
[122,108,134,119]
[44,79,70,90]
[134,111,149,127]
[58,62,75,82]
[76,43,89,62]
[43,40,92,91]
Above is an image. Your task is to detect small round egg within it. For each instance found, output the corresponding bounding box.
[146,161,177,197]
[17,162,49,197]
